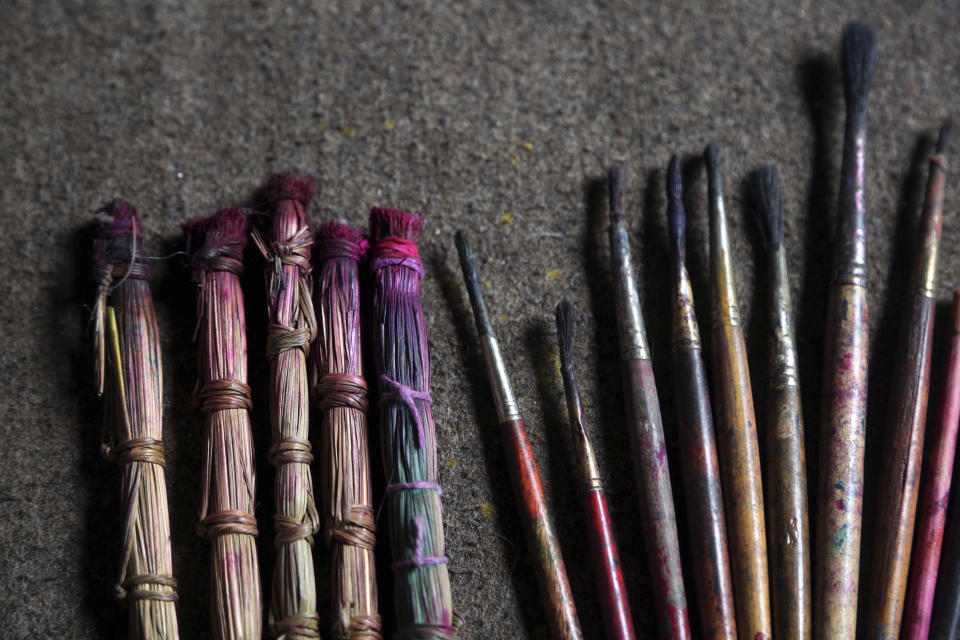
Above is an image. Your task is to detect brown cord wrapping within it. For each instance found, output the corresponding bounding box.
[272,612,321,638]
[316,374,369,413]
[197,510,259,538]
[329,505,377,551]
[102,437,166,467]
[341,615,383,640]
[268,323,313,359]
[114,574,179,603]
[274,503,320,547]
[269,437,314,466]
[197,379,253,413]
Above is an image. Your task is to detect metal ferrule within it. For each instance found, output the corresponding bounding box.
[833,128,869,289]
[609,223,651,361]
[480,333,521,422]
[561,367,604,492]
[911,154,948,299]
[769,248,800,389]
[672,263,702,351]
[710,188,742,328]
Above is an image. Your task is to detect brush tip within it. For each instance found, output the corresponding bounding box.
[555,300,575,364]
[666,155,686,253]
[750,166,784,249]
[265,173,316,207]
[608,164,624,223]
[841,21,876,114]
[369,207,424,241]
[96,199,142,238]
[937,118,954,155]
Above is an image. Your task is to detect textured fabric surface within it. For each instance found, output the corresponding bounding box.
[2,1,960,638]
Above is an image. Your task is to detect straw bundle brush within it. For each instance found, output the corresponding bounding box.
[185,208,262,639]
[252,175,321,639]
[368,208,460,638]
[93,200,179,639]
[312,220,381,639]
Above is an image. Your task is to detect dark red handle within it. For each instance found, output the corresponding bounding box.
[582,488,636,640]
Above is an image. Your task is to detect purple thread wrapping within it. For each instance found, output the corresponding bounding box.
[379,374,432,448]
[391,515,450,571]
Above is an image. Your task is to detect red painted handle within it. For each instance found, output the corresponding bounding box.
[582,488,636,640]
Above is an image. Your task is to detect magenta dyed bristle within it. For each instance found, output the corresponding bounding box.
[96,199,142,237]
[265,173,316,207]
[369,207,425,241]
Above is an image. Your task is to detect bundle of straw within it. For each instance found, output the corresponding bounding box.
[252,175,321,639]
[313,221,381,639]
[185,208,262,639]
[93,200,179,639]
[368,208,461,638]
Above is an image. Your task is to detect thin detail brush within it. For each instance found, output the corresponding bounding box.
[705,143,772,640]
[456,231,583,640]
[813,21,876,640]
[666,156,738,640]
[606,165,692,639]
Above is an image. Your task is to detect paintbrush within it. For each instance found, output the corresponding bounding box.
[705,143,771,640]
[813,21,876,640]
[666,156,738,640]
[455,231,583,640]
[896,120,953,640]
[555,300,635,640]
[607,165,692,639]
[751,165,811,640]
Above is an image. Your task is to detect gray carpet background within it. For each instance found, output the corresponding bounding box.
[2,1,960,638]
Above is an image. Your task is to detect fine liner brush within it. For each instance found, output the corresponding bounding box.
[93,201,179,639]
[910,294,960,640]
[869,120,952,639]
[705,143,772,640]
[930,300,960,640]
[251,175,321,639]
[185,208,262,639]
[607,165,692,639]
[455,231,583,640]
[899,121,953,640]
[666,156,738,640]
[555,300,636,640]
[751,166,811,640]
[813,21,876,640]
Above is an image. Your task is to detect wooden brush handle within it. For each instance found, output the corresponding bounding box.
[500,418,583,640]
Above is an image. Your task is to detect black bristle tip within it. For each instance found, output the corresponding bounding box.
[750,166,784,249]
[454,230,492,336]
[555,301,575,367]
[666,155,685,255]
[937,118,954,155]
[841,21,876,115]
[608,165,624,223]
[705,142,724,201]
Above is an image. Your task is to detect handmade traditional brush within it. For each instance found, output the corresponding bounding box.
[705,143,771,640]
[751,166,811,640]
[666,157,738,640]
[185,208,261,639]
[554,300,635,640]
[313,221,381,639]
[455,231,582,640]
[899,122,954,640]
[813,21,876,640]
[606,165,691,639]
[93,200,179,639]
[251,175,321,639]
[369,208,460,638]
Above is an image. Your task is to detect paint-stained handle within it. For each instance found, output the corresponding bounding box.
[869,293,935,638]
[671,346,738,640]
[767,381,811,640]
[581,488,636,640]
[815,283,868,639]
[500,418,583,640]
[622,358,692,640]
[711,323,771,640]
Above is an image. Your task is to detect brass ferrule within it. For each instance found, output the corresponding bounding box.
[480,333,521,422]
[912,153,948,299]
[710,188,742,328]
[769,248,800,389]
[672,263,702,351]
[609,223,651,361]
[573,419,604,493]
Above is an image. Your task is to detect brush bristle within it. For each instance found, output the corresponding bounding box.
[608,165,624,223]
[841,21,876,116]
[183,208,250,256]
[666,155,687,261]
[369,207,424,241]
[705,142,724,203]
[555,300,575,368]
[265,173,316,207]
[316,220,368,258]
[750,166,784,249]
[96,199,142,237]
[937,118,954,155]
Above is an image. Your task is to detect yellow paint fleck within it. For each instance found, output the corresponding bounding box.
[509,153,519,165]
[550,347,561,374]
[498,314,507,324]
[384,119,396,131]
[480,503,497,520]
[523,141,534,151]
[445,457,458,469]
[483,280,491,288]
[343,126,357,137]
[481,152,489,161]
[547,269,562,281]
[317,123,326,132]
[500,211,515,226]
